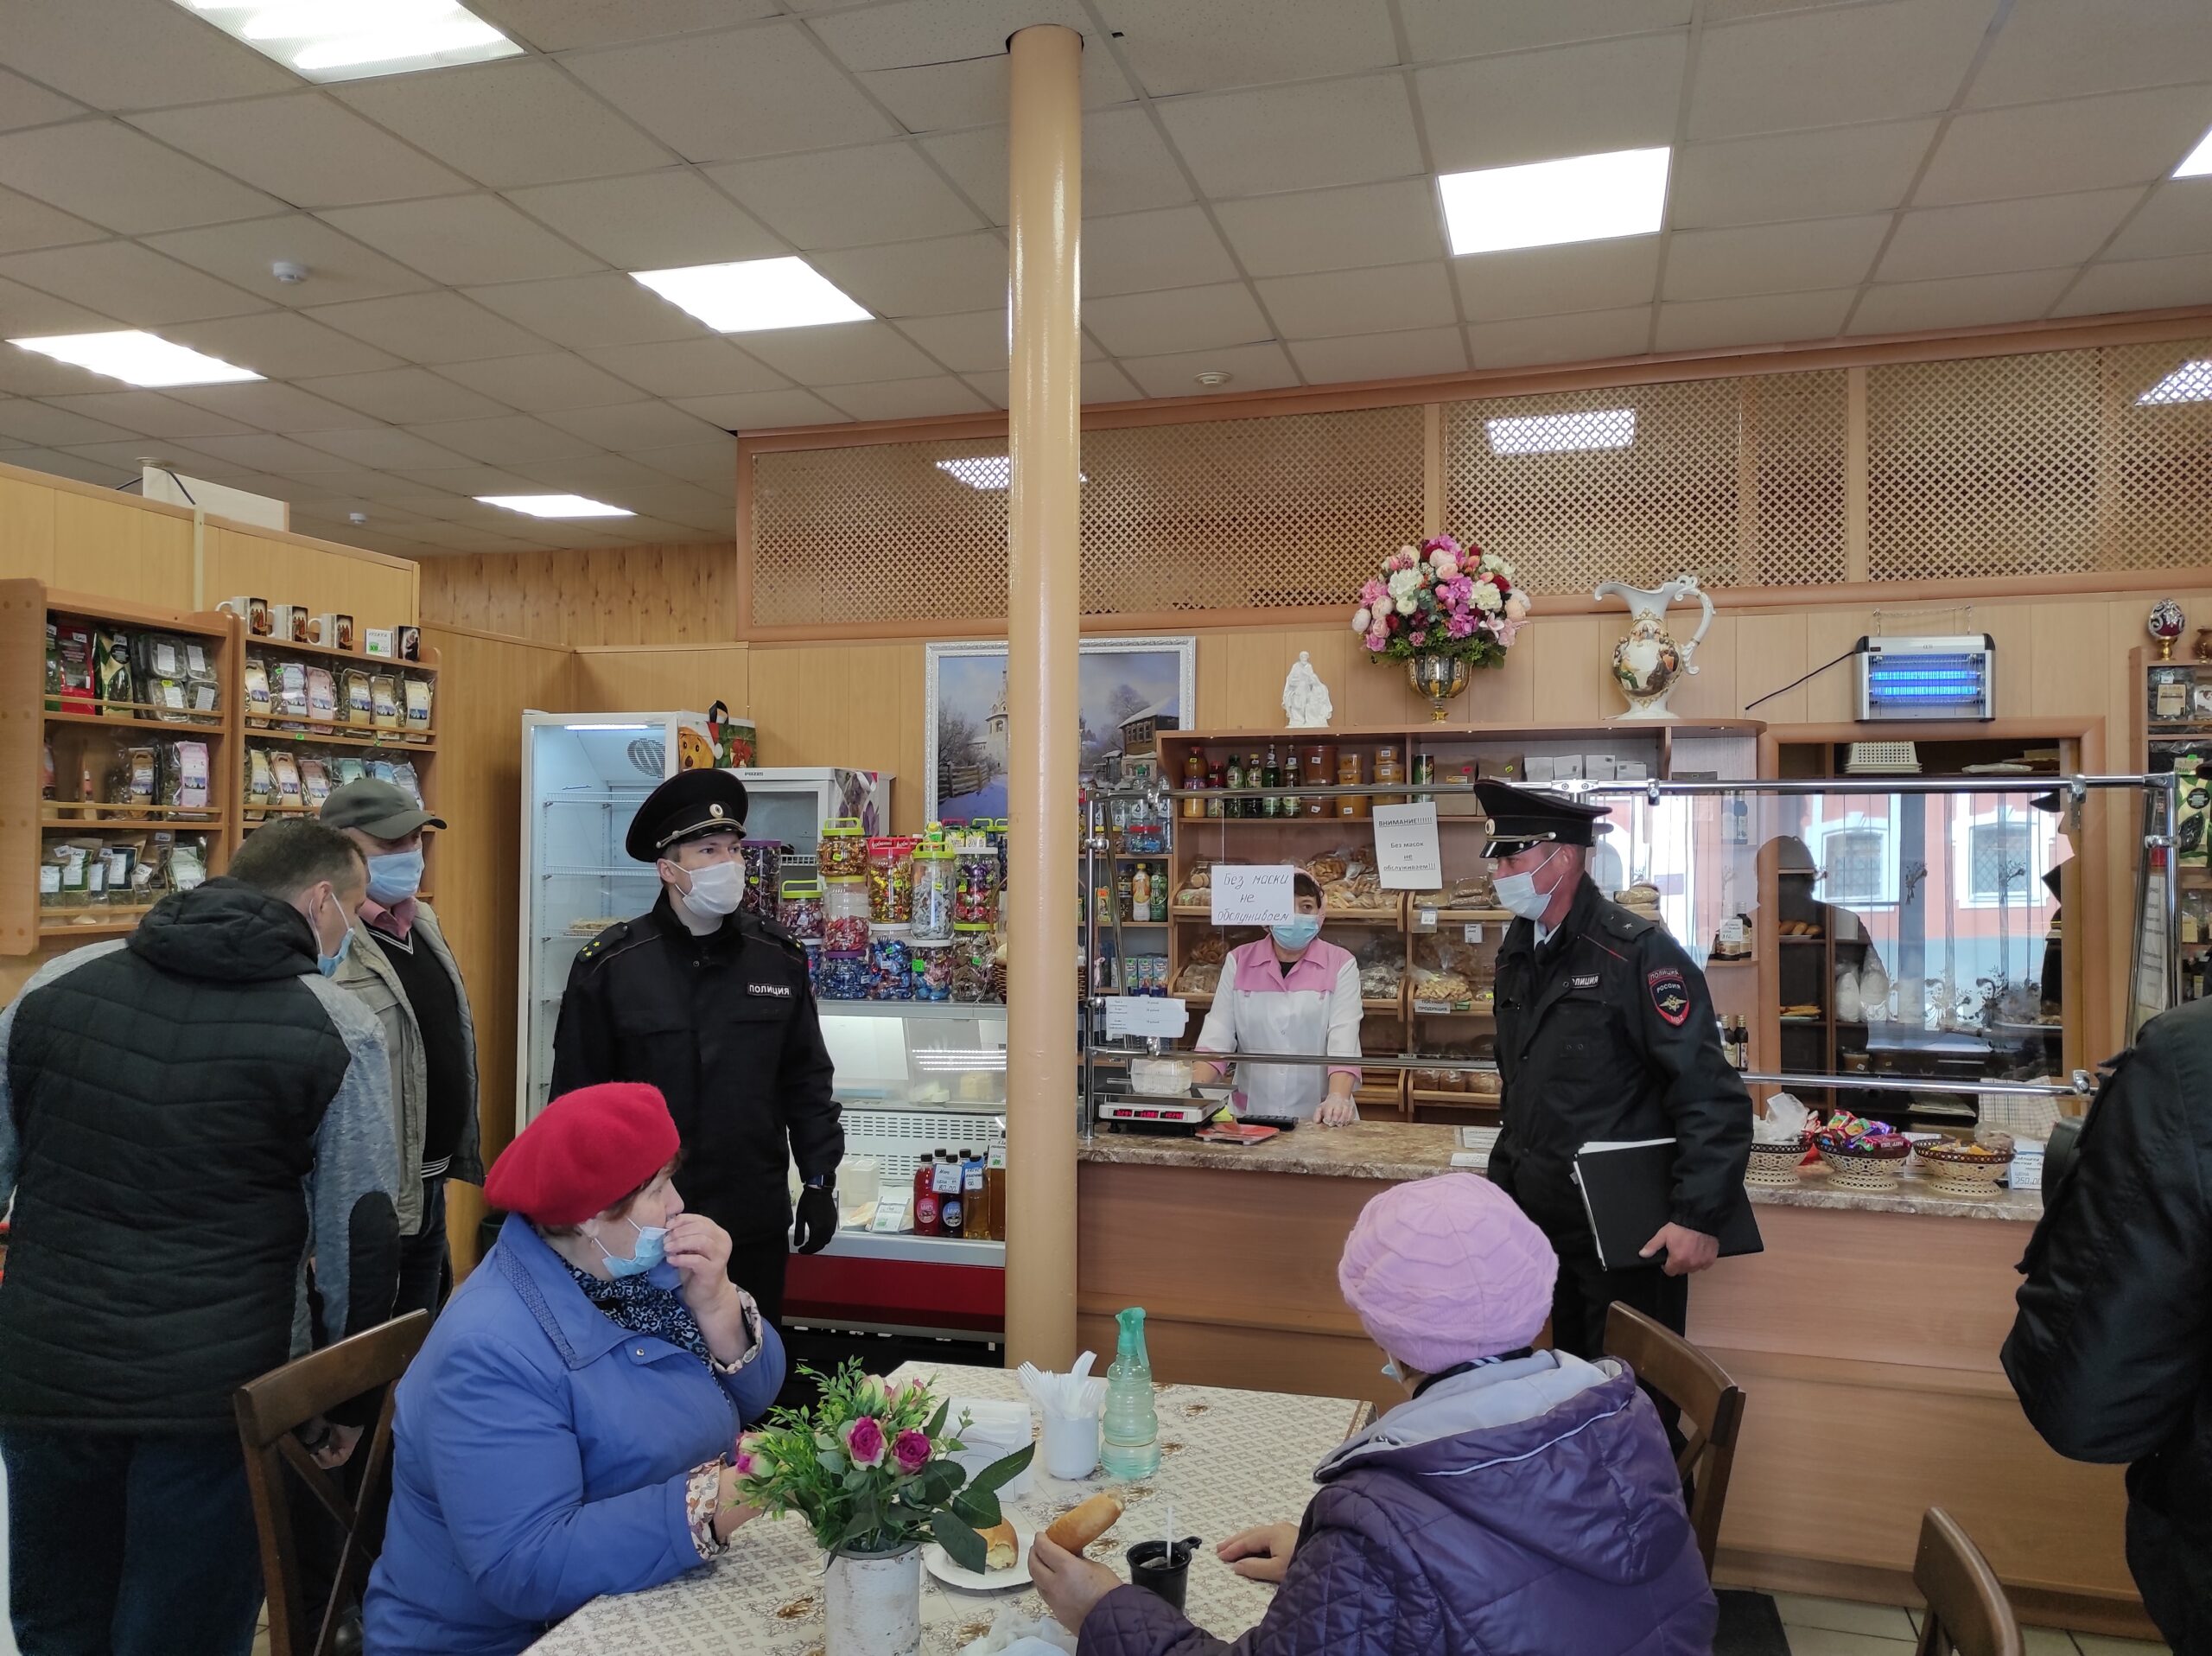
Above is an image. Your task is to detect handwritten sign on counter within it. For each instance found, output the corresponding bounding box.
[1103,996,1189,1038]
[1371,802,1443,889]
[1211,863,1299,926]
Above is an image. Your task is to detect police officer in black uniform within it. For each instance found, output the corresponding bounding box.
[551,769,842,1328]
[1478,780,1751,1357]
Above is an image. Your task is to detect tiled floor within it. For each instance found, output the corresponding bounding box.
[1777,1594,2171,1655]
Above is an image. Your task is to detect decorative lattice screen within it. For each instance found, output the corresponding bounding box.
[2105,341,2212,571]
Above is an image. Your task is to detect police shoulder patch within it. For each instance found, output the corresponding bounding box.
[1647,965,1690,1026]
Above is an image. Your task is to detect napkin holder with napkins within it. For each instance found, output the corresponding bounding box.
[948,1397,1033,1500]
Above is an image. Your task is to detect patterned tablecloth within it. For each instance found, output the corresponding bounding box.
[526,1362,1367,1656]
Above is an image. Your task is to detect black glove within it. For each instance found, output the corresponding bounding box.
[792,1183,838,1254]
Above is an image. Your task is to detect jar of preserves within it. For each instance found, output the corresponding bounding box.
[866,836,917,923]
[868,924,914,1000]
[779,876,824,941]
[911,844,957,940]
[739,839,784,918]
[823,877,871,953]
[1300,743,1336,818]
[817,816,867,880]
[1336,751,1367,818]
[1372,746,1403,806]
[1182,753,1206,818]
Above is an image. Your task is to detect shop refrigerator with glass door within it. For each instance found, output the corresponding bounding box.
[728,766,894,847]
[516,710,708,1131]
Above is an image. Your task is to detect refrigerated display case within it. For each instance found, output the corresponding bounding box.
[729,767,893,848]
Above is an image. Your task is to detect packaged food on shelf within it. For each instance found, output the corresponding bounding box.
[818,816,867,879]
[274,661,309,729]
[341,669,373,728]
[333,756,365,787]
[168,835,208,892]
[865,835,917,923]
[245,748,275,809]
[270,750,303,812]
[297,754,333,812]
[160,742,212,811]
[304,666,338,728]
[951,924,995,1003]
[183,640,219,713]
[955,831,1000,925]
[817,952,870,1001]
[1410,936,1483,1010]
[48,623,93,714]
[390,760,423,807]
[1173,961,1221,996]
[243,657,271,727]
[1173,859,1214,905]
[404,677,433,740]
[93,630,133,715]
[110,746,156,808]
[371,673,402,731]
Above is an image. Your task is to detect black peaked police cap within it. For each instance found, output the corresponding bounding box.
[626,769,749,863]
[1473,779,1611,858]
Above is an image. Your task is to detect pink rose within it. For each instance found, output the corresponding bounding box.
[733,1431,761,1479]
[1409,629,1427,646]
[1360,579,1387,606]
[842,1417,887,1469]
[1504,595,1529,621]
[892,1429,932,1474]
[1364,630,1387,651]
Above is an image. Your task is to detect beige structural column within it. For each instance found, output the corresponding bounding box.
[1003,22,1083,1367]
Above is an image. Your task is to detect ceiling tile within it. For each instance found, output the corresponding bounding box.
[734,321,942,385]
[0,400,139,447]
[386,463,545,495]
[1288,325,1468,385]
[1916,86,2212,206]
[1968,0,2212,108]
[604,479,734,522]
[162,380,384,432]
[175,432,354,475]
[2107,179,2212,260]
[921,106,1193,224]
[1465,305,1655,367]
[563,22,899,163]
[1095,0,1400,98]
[163,309,405,379]
[1662,215,1892,301]
[817,375,995,421]
[1255,262,1459,339]
[807,0,1132,132]
[1215,180,1446,277]
[1689,0,1994,141]
[308,293,554,362]
[1159,74,1425,198]
[471,0,781,52]
[706,143,984,251]
[2052,252,2212,316]
[337,59,679,188]
[5,446,133,486]
[891,309,1011,373]
[465,273,709,348]
[1084,207,1238,297]
[1399,0,1690,59]
[0,185,104,255]
[1847,268,2074,334]
[0,119,283,234]
[1417,34,1688,174]
[960,357,1144,406]
[0,242,268,327]
[858,52,1134,135]
[1118,340,1300,398]
[1672,120,1940,229]
[435,351,649,411]
[0,272,109,336]
[2,0,296,110]
[1655,287,1854,351]
[0,68,84,134]
[406,414,603,466]
[577,337,791,399]
[631,438,740,489]
[1878,188,2140,282]
[509,450,692,496]
[143,215,438,309]
[810,232,1009,319]
[506,170,785,268]
[293,426,478,471]
[537,400,724,449]
[296,367,514,424]
[64,436,226,471]
[1085,282,1273,356]
[1453,238,1662,322]
[41,390,260,440]
[670,388,850,429]
[318,195,603,287]
[128,94,473,209]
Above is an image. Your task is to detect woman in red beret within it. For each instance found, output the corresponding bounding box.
[365,1083,786,1655]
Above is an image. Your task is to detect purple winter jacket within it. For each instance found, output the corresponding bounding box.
[1078,1353,1715,1656]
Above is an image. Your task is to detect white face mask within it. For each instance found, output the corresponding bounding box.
[674,859,744,918]
[1494,848,1563,920]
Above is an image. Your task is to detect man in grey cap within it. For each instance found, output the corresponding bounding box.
[321,779,482,1318]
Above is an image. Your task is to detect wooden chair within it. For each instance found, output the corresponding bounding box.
[1912,1508,2024,1656]
[233,1313,431,1656]
[1601,1303,1747,1576]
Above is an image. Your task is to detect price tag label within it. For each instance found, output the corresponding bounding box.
[1103,996,1189,1038]
[1211,864,1299,926]
[1463,922,1484,943]
[1413,904,1438,933]
[870,1194,908,1232]
[1371,803,1443,889]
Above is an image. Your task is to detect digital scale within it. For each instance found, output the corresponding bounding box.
[1095,1094,1212,1133]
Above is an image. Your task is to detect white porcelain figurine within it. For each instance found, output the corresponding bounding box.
[1282,650,1333,729]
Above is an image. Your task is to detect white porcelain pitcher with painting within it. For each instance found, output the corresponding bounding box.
[1594,574,1715,722]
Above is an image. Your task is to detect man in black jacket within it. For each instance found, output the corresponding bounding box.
[0,820,401,1656]
[2003,998,2212,1654]
[1480,781,1752,1357]
[551,769,841,1328]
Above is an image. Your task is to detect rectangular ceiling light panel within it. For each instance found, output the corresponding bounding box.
[2138,360,2212,404]
[8,330,263,387]
[477,494,633,518]
[632,258,872,334]
[1440,147,1670,257]
[2176,125,2212,179]
[180,0,522,81]
[1486,408,1636,455]
[934,457,1087,489]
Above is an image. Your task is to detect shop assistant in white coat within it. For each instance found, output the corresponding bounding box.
[1192,872,1364,1125]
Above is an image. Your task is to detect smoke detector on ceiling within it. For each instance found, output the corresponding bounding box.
[349,511,368,525]
[271,260,308,284]
[1193,370,1232,387]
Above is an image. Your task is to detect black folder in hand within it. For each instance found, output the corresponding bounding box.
[1571,1138,1764,1271]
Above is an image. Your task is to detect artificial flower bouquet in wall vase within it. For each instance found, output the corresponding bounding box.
[1351,534,1530,720]
[734,1361,1033,1656]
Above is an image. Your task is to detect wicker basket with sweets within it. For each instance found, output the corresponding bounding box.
[1813,1113,1914,1191]
[1910,1134,2017,1196]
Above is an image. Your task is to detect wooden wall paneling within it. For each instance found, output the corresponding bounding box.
[750,641,925,831]
[416,545,739,646]
[569,643,750,723]
[51,489,195,609]
[200,522,417,624]
[1194,630,1295,729]
[1665,611,1740,722]
[1737,610,1812,724]
[0,473,58,584]
[1802,605,1875,724]
[1976,601,2036,721]
[1526,613,1608,724]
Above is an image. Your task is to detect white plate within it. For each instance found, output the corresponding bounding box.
[922,1513,1035,1591]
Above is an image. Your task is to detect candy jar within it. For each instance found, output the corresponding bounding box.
[868,924,914,1001]
[817,951,869,1001]
[866,835,916,924]
[912,843,957,941]
[739,839,785,919]
[956,833,1001,927]
[913,938,953,1001]
[800,939,823,994]
[823,877,871,954]
[951,924,994,1003]
[817,816,867,881]
[779,876,824,942]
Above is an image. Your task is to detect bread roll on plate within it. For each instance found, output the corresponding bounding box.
[1044,1492,1123,1554]
[977,1519,1019,1571]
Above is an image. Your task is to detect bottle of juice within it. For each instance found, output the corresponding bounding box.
[1101,1306,1161,1479]
[984,1146,1007,1243]
[913,1156,942,1236]
[962,1150,988,1239]
[936,1151,964,1238]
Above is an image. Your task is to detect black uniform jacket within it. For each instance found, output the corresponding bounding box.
[550,894,842,1242]
[1487,876,1751,1239]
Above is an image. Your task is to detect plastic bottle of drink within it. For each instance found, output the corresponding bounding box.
[962,1150,988,1239]
[936,1151,964,1238]
[1101,1306,1161,1479]
[913,1156,943,1236]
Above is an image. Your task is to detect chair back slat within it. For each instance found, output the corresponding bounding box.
[1601,1303,1748,1578]
[233,1312,430,1656]
[1912,1507,2025,1656]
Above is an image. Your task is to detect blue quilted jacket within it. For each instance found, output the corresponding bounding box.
[1080,1353,1715,1656]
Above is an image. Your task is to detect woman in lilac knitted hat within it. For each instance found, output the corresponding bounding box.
[1030,1173,1715,1656]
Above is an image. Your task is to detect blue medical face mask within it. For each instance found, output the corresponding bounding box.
[1380,1359,1402,1381]
[595,1216,669,1279]
[312,888,353,978]
[1271,914,1324,952]
[366,847,423,904]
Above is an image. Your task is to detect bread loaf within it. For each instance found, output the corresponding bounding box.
[1043,1492,1123,1554]
[977,1519,1018,1571]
